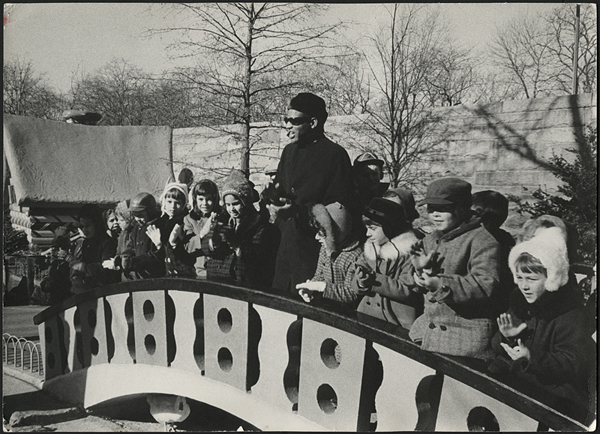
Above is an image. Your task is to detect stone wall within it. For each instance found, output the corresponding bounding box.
[172,93,596,233]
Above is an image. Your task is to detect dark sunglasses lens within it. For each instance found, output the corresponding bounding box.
[283,117,310,126]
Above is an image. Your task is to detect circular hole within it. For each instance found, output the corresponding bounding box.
[47,352,55,369]
[143,300,155,321]
[144,334,156,355]
[217,347,233,372]
[317,384,338,414]
[217,309,232,333]
[90,338,99,356]
[320,338,341,369]
[45,327,53,343]
[88,309,97,328]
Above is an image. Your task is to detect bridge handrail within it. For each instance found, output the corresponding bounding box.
[33,278,590,431]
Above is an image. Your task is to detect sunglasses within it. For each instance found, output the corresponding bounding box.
[282,116,312,126]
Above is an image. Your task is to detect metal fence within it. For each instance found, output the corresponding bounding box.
[2,333,44,377]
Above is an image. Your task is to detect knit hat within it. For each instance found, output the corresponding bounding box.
[364,197,410,239]
[115,199,135,225]
[420,177,472,207]
[384,187,420,222]
[160,182,189,214]
[221,169,254,207]
[508,226,570,292]
[311,202,353,252]
[178,168,194,186]
[288,92,328,123]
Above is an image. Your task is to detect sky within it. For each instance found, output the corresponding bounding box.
[4,3,563,94]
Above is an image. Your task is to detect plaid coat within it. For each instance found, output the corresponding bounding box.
[311,240,363,307]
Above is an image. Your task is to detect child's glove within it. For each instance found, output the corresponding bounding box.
[296,280,326,303]
[355,264,375,292]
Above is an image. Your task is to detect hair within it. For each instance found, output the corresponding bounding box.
[513,252,547,277]
[77,204,106,235]
[362,215,382,228]
[191,179,221,216]
[164,187,187,204]
[103,208,116,222]
[472,190,509,229]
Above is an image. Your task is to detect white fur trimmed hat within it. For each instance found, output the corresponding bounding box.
[508,226,570,292]
[160,182,189,214]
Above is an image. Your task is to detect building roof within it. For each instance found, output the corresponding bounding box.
[3,114,175,207]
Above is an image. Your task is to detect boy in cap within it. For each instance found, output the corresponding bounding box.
[408,177,502,360]
[270,92,358,293]
[353,152,389,213]
[351,197,423,329]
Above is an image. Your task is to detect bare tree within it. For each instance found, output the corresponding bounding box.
[149,3,342,177]
[545,3,597,94]
[3,58,62,119]
[424,46,478,107]
[358,4,452,187]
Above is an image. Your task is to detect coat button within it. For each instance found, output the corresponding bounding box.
[429,322,436,329]
[440,325,447,331]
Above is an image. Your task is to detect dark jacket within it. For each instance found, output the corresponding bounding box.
[163,214,196,278]
[409,216,501,360]
[491,284,595,414]
[203,209,280,288]
[128,215,166,278]
[272,133,356,292]
[70,233,116,289]
[41,257,72,304]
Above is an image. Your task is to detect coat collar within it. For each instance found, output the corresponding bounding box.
[432,215,482,242]
[511,281,583,321]
[364,230,420,263]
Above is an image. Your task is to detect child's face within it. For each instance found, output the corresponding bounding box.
[427,205,462,233]
[79,218,96,239]
[315,228,331,254]
[224,195,244,219]
[164,197,185,218]
[117,215,130,231]
[133,210,149,225]
[106,214,119,231]
[365,223,388,246]
[515,269,547,303]
[196,194,214,215]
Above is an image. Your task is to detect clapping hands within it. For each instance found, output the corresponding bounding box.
[146,225,162,249]
[355,264,375,292]
[169,223,183,247]
[497,312,527,338]
[410,241,439,276]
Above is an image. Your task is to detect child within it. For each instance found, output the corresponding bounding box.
[183,179,222,279]
[103,200,137,280]
[103,208,121,241]
[489,226,595,421]
[125,192,166,278]
[472,190,516,316]
[202,169,279,287]
[150,182,196,277]
[408,177,501,360]
[41,227,73,304]
[296,201,363,307]
[382,186,426,239]
[70,204,116,293]
[351,197,423,329]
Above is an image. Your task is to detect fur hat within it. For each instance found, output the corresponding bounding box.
[520,215,578,263]
[384,187,420,222]
[508,226,570,292]
[364,197,410,239]
[160,182,189,214]
[311,202,353,252]
[288,92,328,123]
[221,169,254,207]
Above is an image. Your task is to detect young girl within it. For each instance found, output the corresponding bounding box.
[351,197,423,329]
[70,204,116,293]
[296,201,363,307]
[147,182,196,277]
[183,179,221,279]
[103,200,137,280]
[489,226,595,422]
[202,169,279,287]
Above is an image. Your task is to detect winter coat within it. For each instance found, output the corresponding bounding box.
[272,133,357,293]
[162,214,196,278]
[183,211,210,279]
[353,230,423,329]
[127,215,166,278]
[311,240,363,307]
[491,284,595,417]
[409,216,501,360]
[202,209,280,288]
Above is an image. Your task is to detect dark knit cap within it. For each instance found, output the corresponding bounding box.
[420,177,472,207]
[288,92,328,123]
[364,197,410,239]
[385,187,420,222]
[221,169,254,207]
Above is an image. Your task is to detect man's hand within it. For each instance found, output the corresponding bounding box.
[501,339,531,361]
[296,280,326,303]
[146,225,162,249]
[413,271,442,292]
[497,312,527,338]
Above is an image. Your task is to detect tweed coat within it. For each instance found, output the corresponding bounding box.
[352,230,423,329]
[408,216,501,360]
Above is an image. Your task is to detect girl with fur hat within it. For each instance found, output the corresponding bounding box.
[147,182,196,277]
[202,169,279,287]
[296,202,363,307]
[183,179,222,279]
[350,197,424,329]
[488,226,595,423]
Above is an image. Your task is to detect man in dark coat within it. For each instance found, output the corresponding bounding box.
[270,92,357,293]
